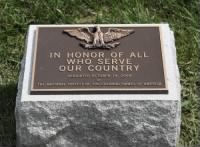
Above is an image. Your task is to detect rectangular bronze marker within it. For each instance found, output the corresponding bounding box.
[30,25,168,94]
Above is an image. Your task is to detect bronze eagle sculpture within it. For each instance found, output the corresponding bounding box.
[63,26,134,49]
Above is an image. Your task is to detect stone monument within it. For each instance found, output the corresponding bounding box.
[15,24,181,147]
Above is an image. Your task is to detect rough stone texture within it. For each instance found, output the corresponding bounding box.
[16,25,181,147]
[16,101,179,147]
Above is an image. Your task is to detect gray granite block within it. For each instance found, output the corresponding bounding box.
[15,24,181,147]
[16,100,180,147]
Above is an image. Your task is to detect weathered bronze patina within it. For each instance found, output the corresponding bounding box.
[31,25,168,94]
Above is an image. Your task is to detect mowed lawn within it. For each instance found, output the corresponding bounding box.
[0,0,199,146]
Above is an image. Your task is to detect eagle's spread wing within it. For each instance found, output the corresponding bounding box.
[103,28,134,43]
[63,28,93,43]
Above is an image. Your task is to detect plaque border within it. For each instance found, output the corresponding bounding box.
[30,25,168,94]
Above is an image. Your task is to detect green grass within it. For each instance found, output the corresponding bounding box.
[0,0,199,146]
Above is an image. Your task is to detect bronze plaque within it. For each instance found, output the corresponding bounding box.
[31,25,168,94]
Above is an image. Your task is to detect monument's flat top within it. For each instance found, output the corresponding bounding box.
[20,24,180,101]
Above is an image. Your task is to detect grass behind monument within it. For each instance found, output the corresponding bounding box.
[0,0,199,146]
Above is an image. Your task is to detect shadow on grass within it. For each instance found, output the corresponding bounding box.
[0,82,17,146]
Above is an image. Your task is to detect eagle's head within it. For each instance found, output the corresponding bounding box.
[96,26,101,32]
